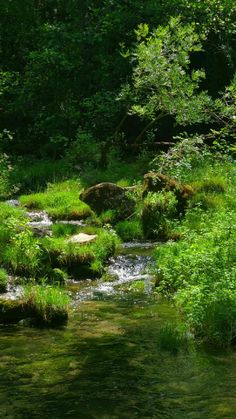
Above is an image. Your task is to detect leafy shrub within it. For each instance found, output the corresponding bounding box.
[66,129,101,168]
[154,208,236,346]
[150,135,212,180]
[0,152,14,198]
[142,191,177,239]
[0,203,27,245]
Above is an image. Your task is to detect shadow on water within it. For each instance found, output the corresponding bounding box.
[1,295,236,419]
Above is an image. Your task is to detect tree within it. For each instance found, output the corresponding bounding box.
[119,17,212,143]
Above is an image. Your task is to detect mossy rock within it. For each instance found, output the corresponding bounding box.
[143,172,194,210]
[0,299,32,324]
[0,298,68,326]
[80,182,135,218]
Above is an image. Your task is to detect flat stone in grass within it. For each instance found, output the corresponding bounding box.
[67,233,97,244]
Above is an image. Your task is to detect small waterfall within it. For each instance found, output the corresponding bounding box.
[73,245,155,301]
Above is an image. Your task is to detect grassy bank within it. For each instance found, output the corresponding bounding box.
[154,148,236,347]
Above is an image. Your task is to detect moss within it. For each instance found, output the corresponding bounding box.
[80,182,135,219]
[0,285,70,327]
[143,172,194,211]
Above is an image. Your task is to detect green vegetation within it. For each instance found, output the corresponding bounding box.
[42,228,119,277]
[23,284,70,326]
[115,220,143,241]
[20,180,93,220]
[0,284,70,326]
[158,323,193,354]
[0,0,235,342]
[154,145,236,347]
[0,268,8,293]
[142,191,178,240]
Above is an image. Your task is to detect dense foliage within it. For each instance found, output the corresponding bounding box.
[1,0,236,159]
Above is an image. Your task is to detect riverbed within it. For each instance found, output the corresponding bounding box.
[0,243,236,418]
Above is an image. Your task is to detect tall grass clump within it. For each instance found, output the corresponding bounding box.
[115,219,143,241]
[3,228,42,276]
[23,284,70,326]
[158,323,192,354]
[142,191,177,240]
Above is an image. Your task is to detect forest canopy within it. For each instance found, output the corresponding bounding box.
[1,0,236,160]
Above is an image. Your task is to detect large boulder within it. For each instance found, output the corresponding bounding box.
[80,182,135,218]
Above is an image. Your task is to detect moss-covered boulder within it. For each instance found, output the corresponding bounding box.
[0,299,32,324]
[80,182,135,218]
[0,298,68,326]
[143,172,194,210]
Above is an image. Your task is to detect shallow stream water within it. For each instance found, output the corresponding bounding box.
[1,242,236,418]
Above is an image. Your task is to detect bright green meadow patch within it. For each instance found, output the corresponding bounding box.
[20,180,93,220]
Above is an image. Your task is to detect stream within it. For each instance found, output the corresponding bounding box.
[1,211,236,418]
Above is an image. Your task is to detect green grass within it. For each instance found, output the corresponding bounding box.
[2,228,42,276]
[0,268,8,293]
[52,223,81,238]
[20,180,93,220]
[115,219,143,241]
[23,284,70,326]
[0,202,28,248]
[41,228,119,277]
[158,323,192,354]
